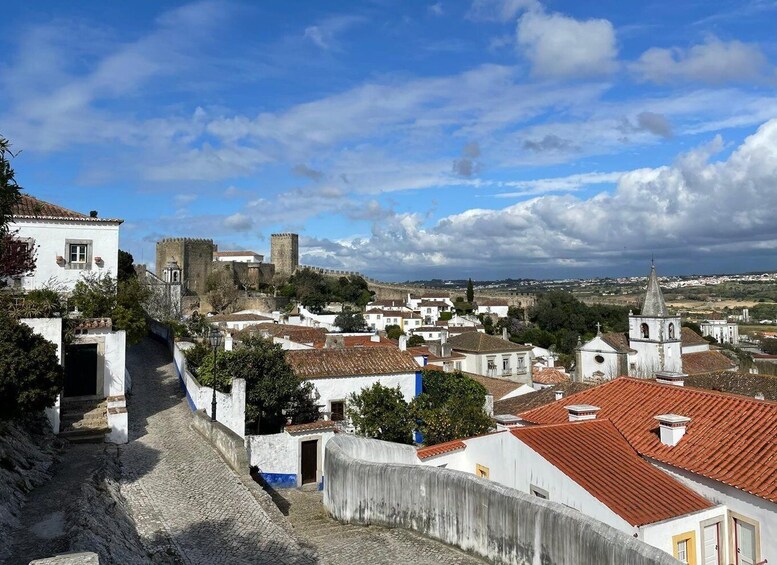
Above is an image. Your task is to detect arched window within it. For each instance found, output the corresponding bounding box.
[640,323,650,339]
[668,323,675,340]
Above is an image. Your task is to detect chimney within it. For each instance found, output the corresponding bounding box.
[502,327,509,341]
[655,371,686,386]
[655,414,690,447]
[398,335,408,351]
[554,390,564,401]
[370,333,380,343]
[565,404,600,422]
[89,210,98,218]
[440,328,448,345]
[325,334,344,349]
[755,392,765,401]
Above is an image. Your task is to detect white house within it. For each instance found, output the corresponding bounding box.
[213,250,263,263]
[700,319,740,345]
[208,311,273,331]
[13,194,129,443]
[409,326,446,342]
[519,377,777,565]
[10,194,122,291]
[407,292,454,311]
[448,331,532,384]
[473,298,509,318]
[418,420,726,564]
[286,347,421,424]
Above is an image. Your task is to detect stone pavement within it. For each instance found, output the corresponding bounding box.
[282,488,486,564]
[121,338,316,565]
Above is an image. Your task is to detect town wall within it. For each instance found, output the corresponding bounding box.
[324,435,682,565]
[271,233,299,278]
[156,238,215,296]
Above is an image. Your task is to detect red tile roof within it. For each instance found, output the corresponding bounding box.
[533,367,570,385]
[236,323,327,344]
[681,327,709,346]
[682,350,736,375]
[600,332,633,353]
[74,318,113,330]
[286,347,420,379]
[448,332,531,353]
[284,420,337,433]
[463,373,525,400]
[519,377,777,503]
[209,313,272,323]
[417,439,466,460]
[512,420,713,526]
[494,382,593,415]
[13,194,122,223]
[313,335,396,349]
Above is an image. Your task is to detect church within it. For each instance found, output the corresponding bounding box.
[575,265,735,382]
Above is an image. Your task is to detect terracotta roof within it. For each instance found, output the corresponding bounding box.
[214,250,262,258]
[417,439,466,460]
[284,420,337,433]
[682,350,736,375]
[417,301,444,308]
[74,318,112,330]
[464,373,525,400]
[600,332,633,353]
[519,377,777,503]
[286,347,420,379]
[13,194,122,223]
[494,382,592,415]
[684,372,777,401]
[411,326,442,332]
[368,300,407,308]
[448,332,531,353]
[421,292,450,299]
[474,298,509,307]
[533,367,570,385]
[209,313,272,323]
[511,420,713,526]
[235,323,327,344]
[313,335,396,349]
[681,327,709,346]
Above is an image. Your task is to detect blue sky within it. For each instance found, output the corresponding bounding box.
[2,0,777,281]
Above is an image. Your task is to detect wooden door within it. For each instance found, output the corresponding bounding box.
[702,523,720,565]
[300,440,318,485]
[64,344,98,397]
[735,519,756,565]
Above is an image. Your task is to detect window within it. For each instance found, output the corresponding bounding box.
[668,323,675,340]
[530,485,548,499]
[517,356,525,370]
[640,323,650,339]
[330,401,345,422]
[475,464,489,479]
[70,244,87,264]
[65,240,92,270]
[502,357,511,375]
[672,532,696,565]
[595,354,605,364]
[455,361,461,370]
[676,540,688,563]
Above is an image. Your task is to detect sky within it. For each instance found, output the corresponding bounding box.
[2,0,777,281]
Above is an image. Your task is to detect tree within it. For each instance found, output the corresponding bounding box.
[761,337,777,355]
[411,369,492,446]
[334,310,367,332]
[347,383,414,444]
[206,268,239,313]
[117,249,136,282]
[407,334,425,347]
[0,136,36,282]
[385,324,404,340]
[70,273,149,344]
[466,278,474,303]
[0,312,63,421]
[198,337,319,434]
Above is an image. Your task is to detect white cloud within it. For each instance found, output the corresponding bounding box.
[429,2,444,16]
[495,171,626,196]
[631,37,772,85]
[467,0,538,22]
[516,10,618,79]
[223,212,254,231]
[304,119,777,277]
[303,15,364,51]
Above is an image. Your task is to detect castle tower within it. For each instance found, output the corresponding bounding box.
[156,238,216,296]
[271,233,299,278]
[628,264,682,376]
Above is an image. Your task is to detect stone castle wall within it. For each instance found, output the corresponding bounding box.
[271,233,299,278]
[156,238,215,296]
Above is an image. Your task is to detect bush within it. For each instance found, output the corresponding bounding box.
[347,383,414,444]
[407,334,425,347]
[0,313,63,420]
[386,324,404,340]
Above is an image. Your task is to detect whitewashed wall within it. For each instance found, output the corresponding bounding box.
[21,317,63,433]
[651,459,776,564]
[13,219,120,291]
[640,506,727,565]
[104,331,126,397]
[456,350,531,383]
[246,428,335,488]
[312,372,418,415]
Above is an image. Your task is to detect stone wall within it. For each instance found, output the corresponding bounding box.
[271,233,299,278]
[324,435,681,565]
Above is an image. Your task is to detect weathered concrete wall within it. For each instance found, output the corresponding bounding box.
[324,435,681,565]
[191,410,248,474]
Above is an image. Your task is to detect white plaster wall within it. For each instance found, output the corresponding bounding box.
[681,343,709,354]
[651,459,776,564]
[701,322,739,345]
[272,337,314,350]
[13,219,120,291]
[312,372,417,411]
[476,305,509,318]
[104,331,126,397]
[457,351,531,382]
[629,315,683,374]
[423,432,635,534]
[639,506,727,565]
[21,318,64,364]
[578,348,622,381]
[247,429,335,478]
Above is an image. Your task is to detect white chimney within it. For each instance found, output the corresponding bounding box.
[554,390,564,401]
[565,404,600,422]
[370,333,380,343]
[502,327,509,341]
[398,335,408,351]
[655,371,686,386]
[440,329,448,345]
[654,414,691,447]
[754,392,765,401]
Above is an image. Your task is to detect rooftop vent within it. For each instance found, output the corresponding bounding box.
[370,333,380,343]
[493,414,521,428]
[654,414,691,447]
[554,390,564,401]
[565,404,600,422]
[755,392,765,401]
[655,371,686,386]
[89,210,98,218]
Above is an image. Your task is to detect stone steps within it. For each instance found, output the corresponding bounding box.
[59,398,109,443]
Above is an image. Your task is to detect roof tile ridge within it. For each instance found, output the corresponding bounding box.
[634,377,777,406]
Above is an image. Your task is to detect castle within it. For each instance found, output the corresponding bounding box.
[154,233,299,297]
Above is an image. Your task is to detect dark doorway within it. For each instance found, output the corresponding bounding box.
[300,440,318,485]
[64,344,98,397]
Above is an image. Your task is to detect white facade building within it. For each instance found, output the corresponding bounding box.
[448,332,532,383]
[700,320,740,345]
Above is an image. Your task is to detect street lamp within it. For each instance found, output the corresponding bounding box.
[208,327,223,421]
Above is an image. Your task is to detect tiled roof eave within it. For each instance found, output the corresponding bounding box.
[301,369,418,380]
[14,215,124,224]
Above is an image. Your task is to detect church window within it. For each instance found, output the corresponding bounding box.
[594,355,605,364]
[640,323,650,339]
[668,323,675,339]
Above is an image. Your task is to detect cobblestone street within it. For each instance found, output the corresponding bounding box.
[282,488,486,564]
[121,339,316,565]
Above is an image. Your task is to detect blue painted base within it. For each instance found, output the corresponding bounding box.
[318,477,324,491]
[262,473,297,488]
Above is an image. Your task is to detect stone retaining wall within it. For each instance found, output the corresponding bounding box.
[324,435,681,565]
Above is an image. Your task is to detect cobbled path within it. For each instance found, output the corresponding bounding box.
[282,489,487,564]
[121,339,316,565]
